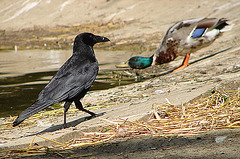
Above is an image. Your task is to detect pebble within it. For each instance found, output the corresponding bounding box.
[155,90,164,94]
[215,136,227,143]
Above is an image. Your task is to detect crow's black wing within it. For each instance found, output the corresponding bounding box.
[38,55,98,102]
[13,55,98,126]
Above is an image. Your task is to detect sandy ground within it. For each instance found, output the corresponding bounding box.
[0,0,240,158]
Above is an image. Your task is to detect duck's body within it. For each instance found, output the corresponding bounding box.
[128,18,229,70]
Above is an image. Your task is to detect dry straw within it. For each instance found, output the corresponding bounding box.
[1,89,239,158]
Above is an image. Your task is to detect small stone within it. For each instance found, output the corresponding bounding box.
[151,147,157,150]
[200,71,207,74]
[215,136,227,143]
[155,90,164,94]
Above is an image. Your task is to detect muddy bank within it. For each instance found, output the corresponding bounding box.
[26,129,240,159]
[1,47,240,151]
[1,79,240,158]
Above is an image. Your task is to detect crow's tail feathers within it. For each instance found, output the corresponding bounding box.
[13,100,53,127]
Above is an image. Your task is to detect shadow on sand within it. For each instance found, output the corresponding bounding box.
[16,112,105,139]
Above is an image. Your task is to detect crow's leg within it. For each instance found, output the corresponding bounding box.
[74,100,96,116]
[63,101,72,128]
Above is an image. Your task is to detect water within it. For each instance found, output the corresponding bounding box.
[0,49,137,117]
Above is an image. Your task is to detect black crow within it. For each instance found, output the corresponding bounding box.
[13,33,110,128]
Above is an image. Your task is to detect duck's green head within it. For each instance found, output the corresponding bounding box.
[128,55,153,69]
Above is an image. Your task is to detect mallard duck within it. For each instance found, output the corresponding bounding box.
[118,18,229,71]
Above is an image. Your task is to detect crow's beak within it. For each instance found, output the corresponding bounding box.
[102,36,110,42]
[95,35,110,43]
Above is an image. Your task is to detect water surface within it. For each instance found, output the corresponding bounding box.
[0,49,137,117]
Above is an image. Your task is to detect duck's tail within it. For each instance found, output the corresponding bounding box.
[219,20,233,32]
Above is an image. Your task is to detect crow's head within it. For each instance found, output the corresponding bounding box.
[75,32,110,46]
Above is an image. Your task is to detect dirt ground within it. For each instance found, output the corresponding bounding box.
[0,0,240,158]
[30,129,240,159]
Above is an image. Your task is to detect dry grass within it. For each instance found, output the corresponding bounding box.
[0,89,239,158]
